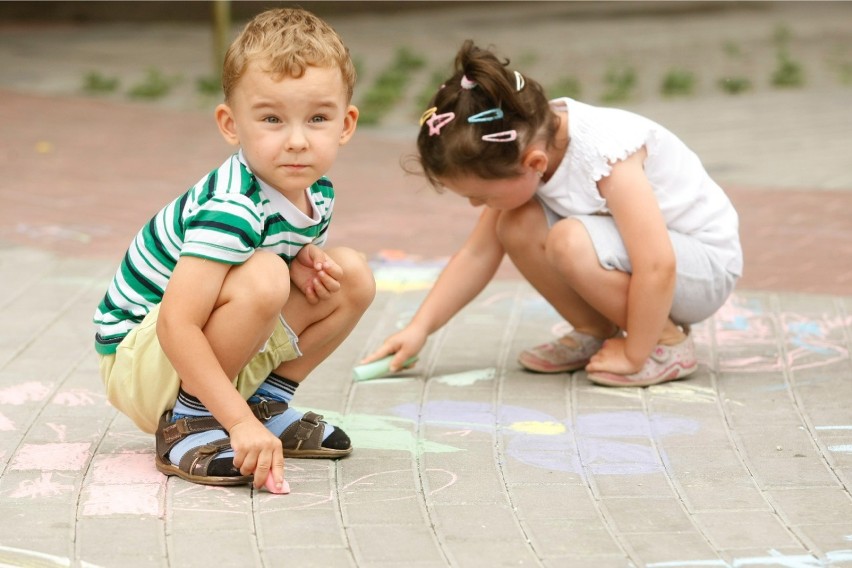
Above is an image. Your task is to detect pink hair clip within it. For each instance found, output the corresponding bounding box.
[482,130,517,143]
[427,112,455,136]
[460,75,477,90]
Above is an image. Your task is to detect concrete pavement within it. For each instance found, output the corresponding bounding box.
[1,2,851,567]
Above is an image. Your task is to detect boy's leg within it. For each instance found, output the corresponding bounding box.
[251,246,375,455]
[161,251,292,481]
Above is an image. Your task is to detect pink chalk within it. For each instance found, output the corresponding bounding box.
[264,472,290,494]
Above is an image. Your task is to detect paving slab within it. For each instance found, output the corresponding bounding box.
[1,2,851,567]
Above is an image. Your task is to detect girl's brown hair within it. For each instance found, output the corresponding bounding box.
[416,40,558,188]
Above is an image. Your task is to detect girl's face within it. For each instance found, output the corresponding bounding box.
[439,169,541,210]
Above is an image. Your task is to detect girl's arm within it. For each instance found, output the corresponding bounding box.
[364,207,505,370]
[596,148,676,371]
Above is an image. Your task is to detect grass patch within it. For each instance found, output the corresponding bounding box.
[771,50,805,88]
[661,69,696,97]
[549,75,582,100]
[718,76,752,95]
[358,47,426,126]
[600,63,637,104]
[128,68,182,100]
[83,71,120,94]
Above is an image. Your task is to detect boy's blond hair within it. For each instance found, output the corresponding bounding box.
[222,8,356,102]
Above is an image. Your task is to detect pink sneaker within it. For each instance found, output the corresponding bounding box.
[518,330,606,373]
[586,334,698,387]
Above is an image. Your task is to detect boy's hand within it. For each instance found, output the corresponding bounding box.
[290,244,343,304]
[228,416,285,490]
[361,325,428,373]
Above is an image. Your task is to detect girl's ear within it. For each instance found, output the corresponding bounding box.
[215,103,240,146]
[522,148,549,177]
[339,104,359,146]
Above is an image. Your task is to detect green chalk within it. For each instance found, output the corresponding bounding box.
[352,355,419,382]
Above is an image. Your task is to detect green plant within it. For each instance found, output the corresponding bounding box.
[415,69,450,113]
[661,69,696,97]
[358,47,426,125]
[771,50,805,88]
[718,76,752,95]
[128,68,182,100]
[600,64,637,103]
[837,62,852,85]
[550,76,582,100]
[196,75,221,97]
[83,71,120,94]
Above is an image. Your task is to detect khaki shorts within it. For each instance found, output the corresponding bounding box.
[98,304,300,434]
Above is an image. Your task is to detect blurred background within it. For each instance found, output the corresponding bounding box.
[1,1,851,293]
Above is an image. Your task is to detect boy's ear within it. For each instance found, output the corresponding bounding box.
[339,104,359,146]
[215,103,240,146]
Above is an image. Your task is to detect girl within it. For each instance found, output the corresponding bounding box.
[363,41,742,387]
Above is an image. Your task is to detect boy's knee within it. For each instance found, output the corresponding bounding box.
[327,247,375,309]
[234,251,291,310]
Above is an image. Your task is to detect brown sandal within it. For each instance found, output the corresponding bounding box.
[280,410,352,459]
[154,411,251,486]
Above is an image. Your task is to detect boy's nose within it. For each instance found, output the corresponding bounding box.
[285,127,308,151]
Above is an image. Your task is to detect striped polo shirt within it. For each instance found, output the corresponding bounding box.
[93,151,333,355]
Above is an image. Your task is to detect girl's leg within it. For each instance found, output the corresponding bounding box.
[496,200,616,339]
[544,218,685,345]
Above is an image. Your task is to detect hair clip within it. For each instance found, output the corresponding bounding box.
[420,107,438,127]
[482,130,517,143]
[460,75,477,90]
[427,112,455,136]
[467,108,504,123]
[513,70,525,92]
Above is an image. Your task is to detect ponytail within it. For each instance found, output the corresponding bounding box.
[413,41,558,188]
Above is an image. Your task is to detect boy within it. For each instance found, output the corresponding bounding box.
[93,8,374,491]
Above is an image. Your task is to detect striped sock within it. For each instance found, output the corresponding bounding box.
[168,389,234,466]
[252,374,335,442]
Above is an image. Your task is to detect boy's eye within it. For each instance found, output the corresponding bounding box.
[310,115,327,124]
[263,116,281,124]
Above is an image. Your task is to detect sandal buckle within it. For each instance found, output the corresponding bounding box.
[256,400,272,421]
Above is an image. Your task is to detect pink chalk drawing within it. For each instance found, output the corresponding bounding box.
[9,472,74,499]
[46,423,66,442]
[714,295,850,373]
[0,381,52,405]
[52,388,99,407]
[81,483,162,516]
[90,452,162,484]
[10,442,91,471]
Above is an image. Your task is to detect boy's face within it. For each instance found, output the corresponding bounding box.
[215,62,358,196]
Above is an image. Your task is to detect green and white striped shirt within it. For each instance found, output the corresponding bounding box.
[93,151,333,355]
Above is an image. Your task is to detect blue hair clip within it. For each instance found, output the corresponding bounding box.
[467,108,504,123]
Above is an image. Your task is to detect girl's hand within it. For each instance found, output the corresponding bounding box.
[586,337,644,376]
[291,244,343,304]
[229,416,285,490]
[361,326,428,372]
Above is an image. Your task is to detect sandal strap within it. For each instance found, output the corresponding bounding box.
[156,400,290,457]
[281,411,325,452]
[177,437,233,477]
